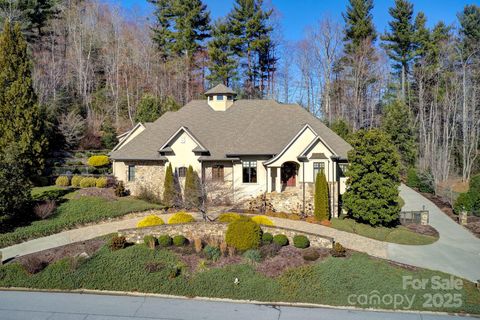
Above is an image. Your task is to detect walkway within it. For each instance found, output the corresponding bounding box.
[387,184,480,282]
[0,290,474,320]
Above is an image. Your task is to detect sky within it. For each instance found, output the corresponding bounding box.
[113,0,479,42]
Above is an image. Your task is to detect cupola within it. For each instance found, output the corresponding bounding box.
[205,84,236,111]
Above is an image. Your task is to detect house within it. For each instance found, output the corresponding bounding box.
[110,84,352,217]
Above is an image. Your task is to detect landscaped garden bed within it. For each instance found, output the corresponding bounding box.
[0,230,478,314]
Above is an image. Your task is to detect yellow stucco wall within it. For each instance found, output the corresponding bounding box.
[207,95,234,111]
[166,131,202,173]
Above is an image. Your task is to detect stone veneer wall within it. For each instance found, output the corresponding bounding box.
[118,222,333,249]
[123,161,165,197]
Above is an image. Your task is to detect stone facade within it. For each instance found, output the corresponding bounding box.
[123,161,165,198]
[118,221,333,248]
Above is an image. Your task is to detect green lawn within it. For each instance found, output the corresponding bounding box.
[0,244,478,314]
[0,188,161,248]
[330,218,438,245]
[31,186,67,198]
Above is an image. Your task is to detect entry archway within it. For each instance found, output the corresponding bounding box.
[281,161,300,188]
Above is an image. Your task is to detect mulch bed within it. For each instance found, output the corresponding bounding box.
[405,224,439,237]
[421,191,480,239]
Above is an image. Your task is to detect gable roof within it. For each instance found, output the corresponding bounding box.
[109,99,352,161]
[159,126,208,153]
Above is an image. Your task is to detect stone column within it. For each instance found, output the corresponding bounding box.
[459,211,468,226]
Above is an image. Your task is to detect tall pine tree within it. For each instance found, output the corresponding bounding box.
[0,21,47,176]
[207,19,238,86]
[343,0,377,54]
[381,0,416,100]
[458,5,480,57]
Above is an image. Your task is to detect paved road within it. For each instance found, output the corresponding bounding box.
[0,291,474,320]
[388,185,480,282]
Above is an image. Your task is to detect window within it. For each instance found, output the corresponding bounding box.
[242,161,257,183]
[313,162,325,181]
[339,163,348,177]
[178,167,187,178]
[216,95,224,101]
[227,95,233,101]
[208,96,213,101]
[128,165,135,181]
[212,165,224,182]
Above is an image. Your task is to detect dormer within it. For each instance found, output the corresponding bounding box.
[205,84,236,111]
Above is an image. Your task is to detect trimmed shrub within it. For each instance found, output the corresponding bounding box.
[96,177,108,188]
[168,212,195,224]
[143,235,157,249]
[203,245,221,261]
[71,175,83,187]
[136,215,165,228]
[273,234,289,246]
[108,235,127,251]
[454,192,476,214]
[217,212,241,223]
[251,215,274,226]
[262,232,273,245]
[79,177,97,188]
[303,248,320,261]
[115,181,128,197]
[55,176,69,187]
[293,235,310,249]
[158,234,173,247]
[243,249,262,263]
[331,242,346,257]
[173,235,188,246]
[225,218,262,251]
[87,155,110,167]
[314,171,329,221]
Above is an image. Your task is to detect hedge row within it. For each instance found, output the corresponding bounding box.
[55,175,109,188]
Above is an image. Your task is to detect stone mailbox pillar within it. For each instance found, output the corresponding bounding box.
[459,211,468,226]
[420,211,429,225]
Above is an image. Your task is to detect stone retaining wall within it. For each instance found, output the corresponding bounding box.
[118,222,333,248]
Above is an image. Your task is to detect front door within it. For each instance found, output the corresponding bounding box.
[281,162,298,187]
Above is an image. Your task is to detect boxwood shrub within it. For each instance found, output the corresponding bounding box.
[173,235,188,246]
[293,235,310,249]
[168,212,195,224]
[262,232,273,245]
[158,234,173,247]
[55,176,69,187]
[136,215,165,228]
[225,217,261,251]
[273,234,289,246]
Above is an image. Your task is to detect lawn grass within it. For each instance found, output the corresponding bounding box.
[0,188,161,248]
[31,186,67,198]
[0,244,478,314]
[330,218,438,245]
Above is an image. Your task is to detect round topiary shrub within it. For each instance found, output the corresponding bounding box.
[136,215,165,228]
[158,234,173,247]
[225,218,262,251]
[168,212,195,224]
[262,232,273,245]
[293,235,310,249]
[55,176,69,187]
[96,177,108,188]
[71,175,83,187]
[87,155,110,167]
[173,235,188,246]
[251,215,274,226]
[79,177,97,188]
[217,212,241,223]
[273,234,289,246]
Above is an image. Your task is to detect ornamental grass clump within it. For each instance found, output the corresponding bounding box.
[55,176,69,187]
[243,249,262,263]
[203,245,221,261]
[251,215,274,226]
[273,234,289,246]
[168,211,195,224]
[143,235,157,249]
[293,235,310,249]
[217,212,241,223]
[136,215,165,228]
[71,175,83,187]
[79,177,97,188]
[96,177,108,188]
[225,217,261,251]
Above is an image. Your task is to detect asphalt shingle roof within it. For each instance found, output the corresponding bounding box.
[110,99,352,161]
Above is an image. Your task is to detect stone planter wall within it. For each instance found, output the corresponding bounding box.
[118,222,333,248]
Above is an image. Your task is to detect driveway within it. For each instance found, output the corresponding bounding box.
[388,184,480,282]
[0,290,474,320]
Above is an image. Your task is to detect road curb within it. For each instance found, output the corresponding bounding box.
[1,287,477,318]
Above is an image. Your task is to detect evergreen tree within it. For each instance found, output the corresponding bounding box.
[381,0,416,99]
[184,165,200,209]
[207,19,238,86]
[148,0,174,59]
[228,0,275,97]
[313,171,329,221]
[342,0,377,54]
[134,95,180,124]
[329,119,352,142]
[412,12,430,61]
[163,163,175,207]
[101,121,118,150]
[458,5,480,56]
[343,129,401,226]
[0,21,47,176]
[381,100,416,168]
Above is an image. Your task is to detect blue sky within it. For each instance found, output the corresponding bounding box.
[112,0,479,41]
